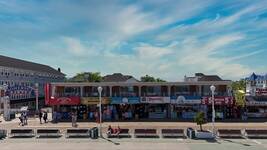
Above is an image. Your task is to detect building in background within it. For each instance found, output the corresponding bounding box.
[245,73,267,118]
[45,73,234,121]
[0,55,65,109]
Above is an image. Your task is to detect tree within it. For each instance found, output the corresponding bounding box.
[194,112,205,131]
[140,75,166,82]
[232,79,246,107]
[68,72,102,82]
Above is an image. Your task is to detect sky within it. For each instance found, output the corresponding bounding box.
[0,0,267,81]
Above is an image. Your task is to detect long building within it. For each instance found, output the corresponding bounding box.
[45,73,235,121]
[0,55,65,109]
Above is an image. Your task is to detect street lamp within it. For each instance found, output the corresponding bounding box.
[35,83,39,112]
[97,86,103,137]
[210,85,216,137]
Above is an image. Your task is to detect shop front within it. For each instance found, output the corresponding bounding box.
[141,97,170,119]
[170,95,205,119]
[245,98,267,118]
[110,97,140,120]
[202,96,234,120]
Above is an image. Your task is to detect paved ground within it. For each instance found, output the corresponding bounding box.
[1,137,267,150]
[1,115,267,150]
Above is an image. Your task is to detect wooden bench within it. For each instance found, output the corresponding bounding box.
[36,129,61,138]
[66,129,91,138]
[107,129,131,138]
[161,129,184,138]
[9,129,35,138]
[0,129,7,139]
[134,129,158,138]
[245,129,267,138]
[217,129,243,138]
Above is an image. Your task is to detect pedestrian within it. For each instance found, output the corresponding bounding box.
[19,113,24,126]
[43,111,48,123]
[39,111,43,124]
[23,112,28,125]
[71,111,75,127]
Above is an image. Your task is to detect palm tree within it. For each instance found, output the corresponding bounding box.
[194,112,205,131]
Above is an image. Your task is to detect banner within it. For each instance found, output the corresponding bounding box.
[201,96,234,105]
[81,97,110,105]
[48,96,80,105]
[246,101,267,106]
[111,97,140,104]
[171,95,201,104]
[141,97,170,103]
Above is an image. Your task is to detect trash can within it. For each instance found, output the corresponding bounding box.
[10,113,16,120]
[91,127,99,139]
[0,130,7,139]
[187,128,195,139]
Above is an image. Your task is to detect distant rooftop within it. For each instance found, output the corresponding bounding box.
[102,73,139,82]
[0,55,65,76]
[246,73,267,81]
[184,73,226,82]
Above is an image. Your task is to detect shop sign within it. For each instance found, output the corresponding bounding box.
[81,97,110,105]
[201,96,234,105]
[256,88,267,96]
[246,101,267,106]
[171,96,201,104]
[111,97,140,104]
[48,96,80,105]
[141,97,170,103]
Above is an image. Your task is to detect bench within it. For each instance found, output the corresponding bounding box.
[134,129,158,138]
[107,129,131,138]
[9,129,35,138]
[66,129,91,138]
[161,129,184,138]
[245,129,267,138]
[36,129,61,138]
[0,129,7,139]
[217,129,243,138]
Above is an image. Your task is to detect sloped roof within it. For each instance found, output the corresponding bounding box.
[198,75,223,81]
[102,73,139,82]
[0,55,65,76]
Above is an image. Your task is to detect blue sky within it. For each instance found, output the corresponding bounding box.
[0,0,267,81]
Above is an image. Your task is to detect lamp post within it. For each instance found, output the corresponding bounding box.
[210,85,216,137]
[97,86,103,138]
[35,83,39,112]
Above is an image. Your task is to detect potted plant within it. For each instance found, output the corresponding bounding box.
[194,112,214,139]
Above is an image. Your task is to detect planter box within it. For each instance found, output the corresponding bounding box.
[195,130,214,139]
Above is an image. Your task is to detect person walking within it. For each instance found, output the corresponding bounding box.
[43,111,48,123]
[19,113,24,126]
[23,112,28,125]
[39,111,43,124]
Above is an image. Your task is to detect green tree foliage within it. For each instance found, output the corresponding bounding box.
[140,75,166,82]
[68,72,102,82]
[194,112,205,131]
[232,79,246,107]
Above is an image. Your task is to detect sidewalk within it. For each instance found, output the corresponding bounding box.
[1,115,267,132]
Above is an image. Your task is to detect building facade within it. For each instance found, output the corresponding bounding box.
[0,55,65,109]
[45,73,234,121]
[245,73,267,118]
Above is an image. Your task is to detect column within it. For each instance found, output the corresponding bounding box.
[138,86,142,97]
[109,86,112,97]
[168,86,171,97]
[198,85,202,96]
[80,86,83,97]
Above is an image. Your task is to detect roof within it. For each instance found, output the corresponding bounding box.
[0,55,65,76]
[198,75,223,81]
[246,73,267,81]
[102,73,139,82]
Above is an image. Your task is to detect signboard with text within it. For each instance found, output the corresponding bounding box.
[141,97,170,103]
[201,96,234,105]
[48,96,80,105]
